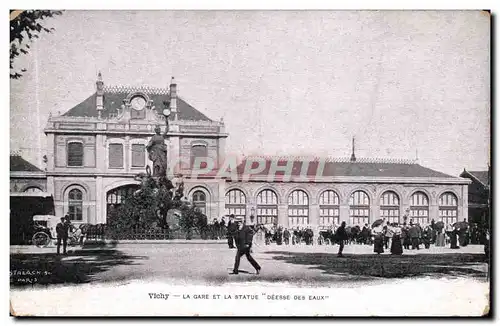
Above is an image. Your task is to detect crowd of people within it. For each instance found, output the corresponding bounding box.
[210,215,488,257]
[208,216,231,240]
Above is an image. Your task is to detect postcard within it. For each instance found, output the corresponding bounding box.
[9,9,490,317]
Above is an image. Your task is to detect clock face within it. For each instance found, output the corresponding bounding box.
[130,96,146,111]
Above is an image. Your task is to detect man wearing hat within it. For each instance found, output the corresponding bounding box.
[232,216,261,275]
[55,214,71,255]
[226,214,237,249]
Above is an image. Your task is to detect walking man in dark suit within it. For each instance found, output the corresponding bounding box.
[335,221,348,257]
[56,215,71,255]
[232,217,261,275]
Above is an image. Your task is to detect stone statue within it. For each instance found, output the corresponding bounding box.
[146,124,169,177]
[174,181,185,201]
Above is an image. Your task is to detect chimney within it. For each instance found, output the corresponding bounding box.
[169,77,178,119]
[350,136,357,162]
[96,71,104,119]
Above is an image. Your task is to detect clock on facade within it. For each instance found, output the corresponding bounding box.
[130,96,146,111]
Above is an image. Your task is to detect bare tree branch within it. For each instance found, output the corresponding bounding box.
[10,10,63,79]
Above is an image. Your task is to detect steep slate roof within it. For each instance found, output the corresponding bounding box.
[63,89,212,121]
[10,155,43,172]
[465,170,489,186]
[234,157,457,179]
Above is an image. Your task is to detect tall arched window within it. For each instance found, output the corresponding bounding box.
[410,191,429,225]
[349,190,370,226]
[68,189,83,221]
[192,190,207,215]
[257,189,278,225]
[439,192,458,226]
[288,190,309,226]
[319,190,340,226]
[380,191,400,224]
[225,189,246,221]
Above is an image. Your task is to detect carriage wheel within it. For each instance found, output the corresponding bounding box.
[32,232,51,248]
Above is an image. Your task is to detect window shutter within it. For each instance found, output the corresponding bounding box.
[67,142,84,166]
[109,144,124,168]
[131,144,145,167]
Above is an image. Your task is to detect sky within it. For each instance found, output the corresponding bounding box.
[9,10,490,176]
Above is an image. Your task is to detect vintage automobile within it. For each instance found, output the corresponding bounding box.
[31,215,81,248]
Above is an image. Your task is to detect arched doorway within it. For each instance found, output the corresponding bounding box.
[192,190,207,215]
[106,184,140,221]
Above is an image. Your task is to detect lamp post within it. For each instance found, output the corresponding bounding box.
[160,100,171,179]
[162,101,171,133]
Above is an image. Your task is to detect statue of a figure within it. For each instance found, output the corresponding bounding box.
[146,124,169,177]
[174,181,184,201]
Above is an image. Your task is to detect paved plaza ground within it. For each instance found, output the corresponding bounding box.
[10,242,489,288]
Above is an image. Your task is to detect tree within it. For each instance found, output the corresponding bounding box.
[10,10,63,79]
[106,174,208,240]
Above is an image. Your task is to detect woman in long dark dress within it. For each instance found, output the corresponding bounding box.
[402,225,411,250]
[373,226,384,254]
[390,224,403,255]
[450,227,459,249]
[422,226,431,249]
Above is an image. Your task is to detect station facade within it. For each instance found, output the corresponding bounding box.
[17,75,471,229]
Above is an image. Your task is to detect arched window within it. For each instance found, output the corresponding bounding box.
[439,192,458,226]
[349,190,370,226]
[24,186,43,193]
[192,190,207,215]
[67,141,84,167]
[68,189,83,221]
[410,191,429,225]
[225,189,246,221]
[288,190,309,226]
[257,189,278,225]
[319,190,340,226]
[380,191,400,224]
